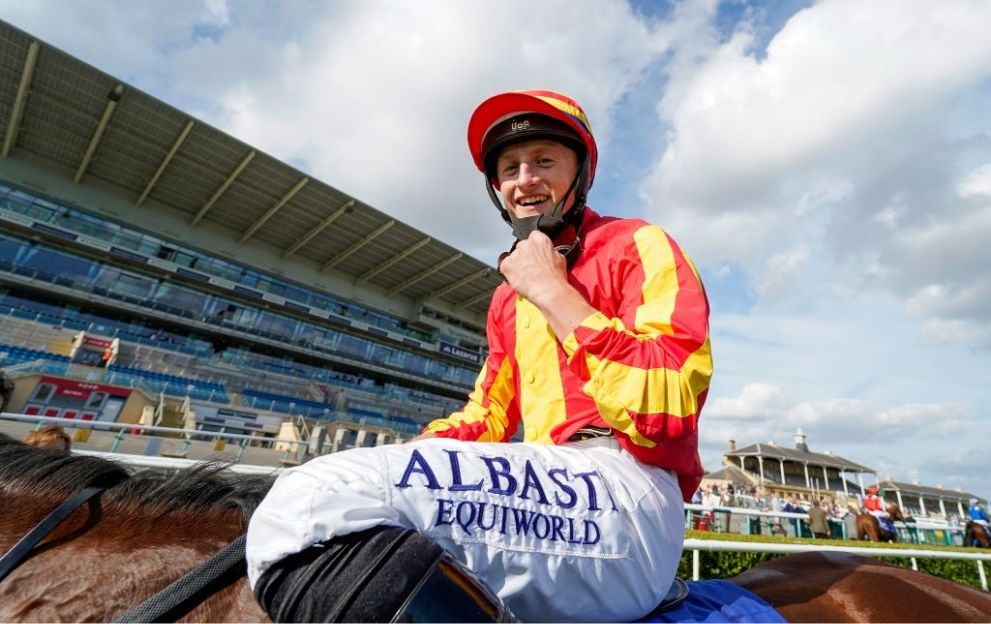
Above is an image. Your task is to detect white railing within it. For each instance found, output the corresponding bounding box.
[1,412,306,463]
[72,449,282,476]
[684,538,990,591]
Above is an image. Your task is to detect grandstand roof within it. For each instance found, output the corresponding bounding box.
[702,463,760,486]
[0,20,499,317]
[726,441,873,473]
[873,479,983,505]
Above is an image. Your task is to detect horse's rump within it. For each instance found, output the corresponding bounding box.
[730,551,991,622]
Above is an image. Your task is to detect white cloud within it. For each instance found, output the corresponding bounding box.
[956,163,991,198]
[638,0,991,346]
[171,0,674,263]
[648,0,991,212]
[705,382,789,419]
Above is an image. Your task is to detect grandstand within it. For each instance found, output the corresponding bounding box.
[708,430,983,523]
[0,20,497,459]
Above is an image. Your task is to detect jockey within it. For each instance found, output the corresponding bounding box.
[864,485,890,519]
[244,90,712,622]
[968,498,990,529]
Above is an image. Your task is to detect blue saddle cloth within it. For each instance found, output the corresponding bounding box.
[638,580,785,623]
[878,517,896,535]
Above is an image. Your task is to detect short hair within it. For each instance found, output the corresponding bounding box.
[24,424,72,451]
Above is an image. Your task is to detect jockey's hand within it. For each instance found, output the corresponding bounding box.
[499,231,597,340]
[498,231,568,307]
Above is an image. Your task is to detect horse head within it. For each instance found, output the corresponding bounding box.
[964,521,990,548]
[887,503,909,522]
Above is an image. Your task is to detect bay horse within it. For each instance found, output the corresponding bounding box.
[964,521,990,548]
[856,503,908,542]
[3,433,991,622]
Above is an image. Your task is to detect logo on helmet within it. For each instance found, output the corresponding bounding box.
[510,119,530,133]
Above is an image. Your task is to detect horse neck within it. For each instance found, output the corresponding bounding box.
[0,491,255,621]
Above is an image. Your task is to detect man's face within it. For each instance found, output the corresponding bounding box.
[494,139,579,220]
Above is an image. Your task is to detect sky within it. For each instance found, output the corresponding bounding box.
[3,0,990,503]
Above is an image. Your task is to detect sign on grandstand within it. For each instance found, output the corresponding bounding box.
[438,342,482,364]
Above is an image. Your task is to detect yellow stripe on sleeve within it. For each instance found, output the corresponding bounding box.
[581,338,712,447]
[427,355,515,441]
[633,226,679,335]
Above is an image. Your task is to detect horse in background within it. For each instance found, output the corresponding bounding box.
[856,503,909,542]
[2,433,991,622]
[963,521,990,548]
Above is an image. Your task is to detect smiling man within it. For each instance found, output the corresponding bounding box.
[246,90,712,622]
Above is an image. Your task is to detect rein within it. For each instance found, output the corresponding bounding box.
[114,535,247,623]
[0,485,106,584]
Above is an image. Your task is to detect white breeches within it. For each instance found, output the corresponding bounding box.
[245,437,685,622]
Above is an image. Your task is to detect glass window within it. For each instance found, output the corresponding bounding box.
[257,311,297,339]
[31,383,55,402]
[172,250,197,268]
[19,246,93,281]
[152,283,210,316]
[110,272,156,299]
[1,191,38,217]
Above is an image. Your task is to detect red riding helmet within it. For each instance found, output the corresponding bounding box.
[867,485,879,495]
[467,89,597,183]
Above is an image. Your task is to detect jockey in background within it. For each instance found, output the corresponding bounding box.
[864,485,890,520]
[968,498,990,529]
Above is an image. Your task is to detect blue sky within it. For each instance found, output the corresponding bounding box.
[3,0,990,503]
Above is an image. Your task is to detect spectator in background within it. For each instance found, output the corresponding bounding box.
[24,425,71,452]
[719,486,733,508]
[808,498,830,539]
[702,486,717,509]
[770,492,782,512]
[843,501,860,539]
[782,496,801,536]
[752,487,766,511]
[0,369,14,413]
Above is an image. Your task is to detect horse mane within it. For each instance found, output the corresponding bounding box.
[0,432,275,525]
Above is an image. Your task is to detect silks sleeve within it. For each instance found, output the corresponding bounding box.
[561,225,712,449]
[424,294,519,442]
